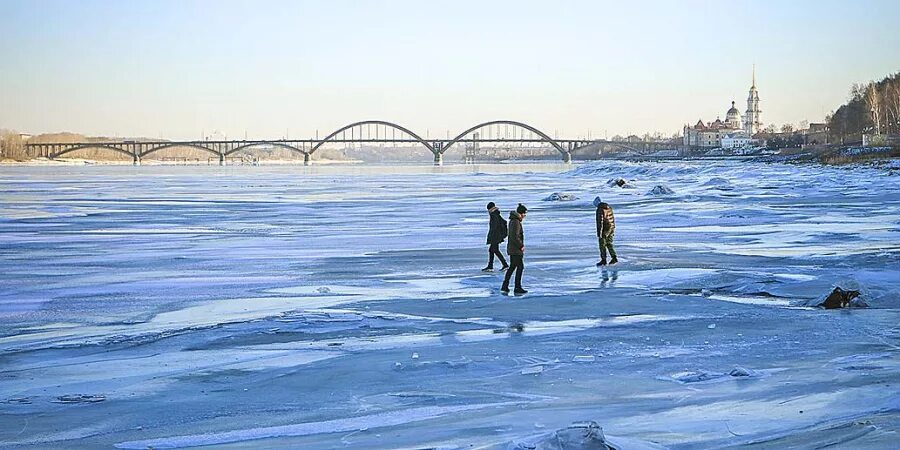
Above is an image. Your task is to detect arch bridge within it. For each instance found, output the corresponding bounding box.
[24,120,674,165]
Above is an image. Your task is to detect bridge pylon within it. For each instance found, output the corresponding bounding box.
[219,153,225,166]
[303,153,311,166]
[432,141,444,166]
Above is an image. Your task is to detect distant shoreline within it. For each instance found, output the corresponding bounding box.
[2,152,897,169]
[0,157,363,166]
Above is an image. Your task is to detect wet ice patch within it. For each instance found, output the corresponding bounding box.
[394,357,472,371]
[611,268,719,289]
[114,402,521,449]
[705,294,793,307]
[829,352,893,365]
[0,293,366,352]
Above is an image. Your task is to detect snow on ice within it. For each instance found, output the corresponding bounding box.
[0,160,898,448]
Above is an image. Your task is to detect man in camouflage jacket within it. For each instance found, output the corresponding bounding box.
[594,197,618,266]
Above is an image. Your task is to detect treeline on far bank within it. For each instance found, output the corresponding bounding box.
[828,71,900,145]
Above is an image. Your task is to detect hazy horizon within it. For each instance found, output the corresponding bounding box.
[2,0,899,140]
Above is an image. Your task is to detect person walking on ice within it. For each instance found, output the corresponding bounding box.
[594,197,618,266]
[482,202,509,272]
[502,203,528,294]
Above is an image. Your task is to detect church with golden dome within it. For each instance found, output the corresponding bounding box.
[683,68,761,149]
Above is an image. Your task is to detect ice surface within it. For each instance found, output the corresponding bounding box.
[1,161,898,448]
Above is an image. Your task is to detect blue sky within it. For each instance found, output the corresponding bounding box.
[1,0,898,139]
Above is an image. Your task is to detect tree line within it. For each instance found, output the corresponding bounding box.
[0,130,27,159]
[828,72,900,144]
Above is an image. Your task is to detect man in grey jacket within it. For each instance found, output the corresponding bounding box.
[501,203,528,294]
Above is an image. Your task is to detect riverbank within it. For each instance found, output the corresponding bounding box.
[745,146,900,166]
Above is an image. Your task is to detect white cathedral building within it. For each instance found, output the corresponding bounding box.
[684,68,762,148]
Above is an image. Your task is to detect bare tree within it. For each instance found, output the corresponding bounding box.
[865,83,881,134]
[850,83,865,101]
[781,124,794,134]
[886,82,900,134]
[0,130,26,160]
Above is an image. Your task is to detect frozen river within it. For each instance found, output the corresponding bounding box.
[1,160,899,449]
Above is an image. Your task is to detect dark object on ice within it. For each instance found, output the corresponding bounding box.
[54,394,106,404]
[483,204,509,271]
[509,421,617,450]
[820,287,863,309]
[543,192,578,201]
[503,205,527,293]
[647,185,675,195]
[607,178,630,188]
[594,198,617,266]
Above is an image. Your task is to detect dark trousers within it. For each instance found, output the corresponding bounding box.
[599,233,617,261]
[502,254,524,290]
[487,243,508,268]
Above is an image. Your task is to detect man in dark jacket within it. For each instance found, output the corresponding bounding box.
[594,197,618,266]
[502,203,528,294]
[482,202,509,272]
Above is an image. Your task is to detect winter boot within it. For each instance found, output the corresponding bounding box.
[514,287,528,295]
[596,258,607,267]
[608,257,618,265]
[482,266,494,272]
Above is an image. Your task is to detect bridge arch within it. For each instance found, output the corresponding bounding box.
[442,120,568,156]
[52,144,134,159]
[308,120,435,155]
[224,142,307,157]
[140,143,221,159]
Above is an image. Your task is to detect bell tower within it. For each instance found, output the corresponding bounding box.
[744,65,762,134]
